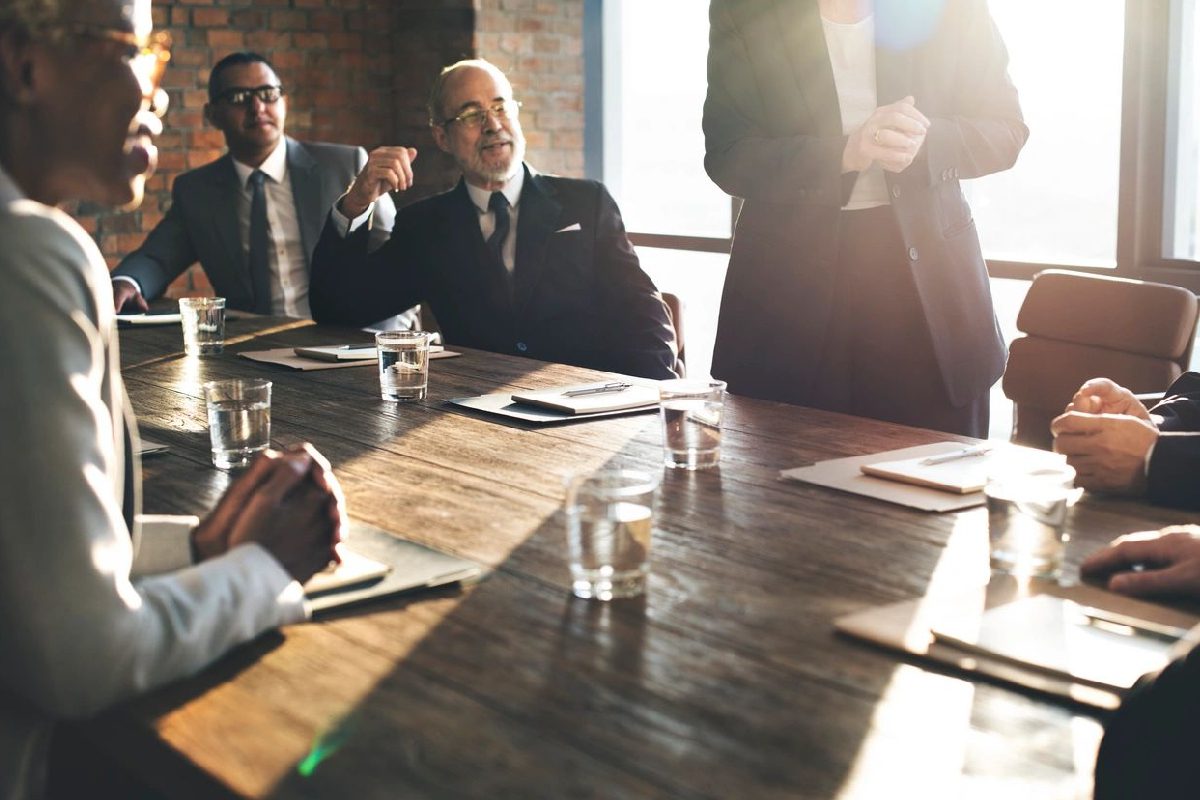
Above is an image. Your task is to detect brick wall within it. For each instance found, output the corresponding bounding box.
[475,0,585,177]
[81,0,585,299]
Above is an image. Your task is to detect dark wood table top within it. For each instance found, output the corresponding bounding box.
[88,315,1196,799]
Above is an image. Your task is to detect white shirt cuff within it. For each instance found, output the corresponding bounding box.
[229,543,310,625]
[112,275,143,293]
[331,196,374,236]
[131,513,200,577]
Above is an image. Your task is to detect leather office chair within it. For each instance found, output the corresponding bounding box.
[662,291,686,377]
[1002,270,1200,450]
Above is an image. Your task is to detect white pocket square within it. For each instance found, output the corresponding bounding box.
[554,223,582,233]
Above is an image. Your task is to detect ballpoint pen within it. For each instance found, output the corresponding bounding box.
[918,445,993,466]
[339,344,377,350]
[562,381,632,397]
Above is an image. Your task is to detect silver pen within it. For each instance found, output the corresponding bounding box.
[563,381,632,397]
[919,445,993,466]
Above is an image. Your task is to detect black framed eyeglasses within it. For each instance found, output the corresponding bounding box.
[441,99,521,130]
[215,85,285,107]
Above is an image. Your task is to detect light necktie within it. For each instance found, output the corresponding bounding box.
[248,169,272,314]
[486,191,511,271]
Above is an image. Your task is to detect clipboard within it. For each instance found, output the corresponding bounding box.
[834,579,1200,710]
[303,523,486,616]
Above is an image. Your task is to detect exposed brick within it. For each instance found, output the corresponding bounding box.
[87,0,586,267]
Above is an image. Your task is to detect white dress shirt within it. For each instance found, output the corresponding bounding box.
[822,13,891,210]
[231,139,310,316]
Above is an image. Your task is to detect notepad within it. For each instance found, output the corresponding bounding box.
[304,547,392,595]
[860,442,1066,494]
[931,595,1178,693]
[510,382,659,415]
[292,344,446,362]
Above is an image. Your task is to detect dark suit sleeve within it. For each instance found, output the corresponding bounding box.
[910,0,1028,186]
[1145,372,1200,509]
[308,208,426,326]
[1095,642,1200,800]
[109,182,198,300]
[702,1,847,206]
[592,186,678,380]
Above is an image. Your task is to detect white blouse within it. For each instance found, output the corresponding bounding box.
[821,13,890,209]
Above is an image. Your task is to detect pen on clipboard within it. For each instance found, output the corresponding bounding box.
[562,381,631,397]
[339,344,376,350]
[919,445,993,466]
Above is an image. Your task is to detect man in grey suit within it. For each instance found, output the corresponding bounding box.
[111,51,395,316]
[0,6,343,796]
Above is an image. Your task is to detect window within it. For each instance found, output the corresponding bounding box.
[1164,0,1200,260]
[966,0,1125,268]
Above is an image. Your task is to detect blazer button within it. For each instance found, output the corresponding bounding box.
[908,246,919,261]
[516,342,528,353]
[891,184,902,199]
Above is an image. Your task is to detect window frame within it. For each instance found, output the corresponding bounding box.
[586,0,1200,293]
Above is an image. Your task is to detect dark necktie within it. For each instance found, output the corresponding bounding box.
[248,169,272,314]
[486,191,511,271]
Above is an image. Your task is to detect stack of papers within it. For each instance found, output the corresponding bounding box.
[781,442,1067,512]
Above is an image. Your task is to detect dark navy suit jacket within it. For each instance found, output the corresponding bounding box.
[703,0,1028,407]
[310,165,677,380]
[1147,371,1200,510]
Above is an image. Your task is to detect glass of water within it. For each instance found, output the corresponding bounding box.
[179,297,225,355]
[564,468,659,600]
[203,378,271,470]
[375,330,431,402]
[658,378,726,470]
[985,465,1080,578]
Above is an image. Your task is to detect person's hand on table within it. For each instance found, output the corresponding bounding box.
[112,280,148,313]
[1050,411,1158,495]
[1082,525,1200,599]
[192,444,345,582]
[1066,377,1151,420]
[843,95,930,174]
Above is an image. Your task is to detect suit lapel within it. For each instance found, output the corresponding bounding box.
[513,166,561,314]
[286,137,323,273]
[773,0,842,137]
[206,156,251,298]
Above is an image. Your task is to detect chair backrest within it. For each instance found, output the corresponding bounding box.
[1002,269,1199,449]
[662,291,686,377]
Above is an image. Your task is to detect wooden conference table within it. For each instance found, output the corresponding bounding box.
[85,314,1195,799]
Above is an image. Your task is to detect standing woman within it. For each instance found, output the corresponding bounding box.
[703,0,1027,436]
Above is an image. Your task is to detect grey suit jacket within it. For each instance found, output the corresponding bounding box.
[0,168,305,799]
[112,137,394,313]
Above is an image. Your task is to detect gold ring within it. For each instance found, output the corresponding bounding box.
[873,128,883,145]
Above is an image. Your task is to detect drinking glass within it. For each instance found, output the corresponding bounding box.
[564,468,659,600]
[659,378,726,469]
[203,378,271,469]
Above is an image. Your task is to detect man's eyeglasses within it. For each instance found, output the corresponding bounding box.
[441,99,521,130]
[50,24,172,100]
[214,85,285,107]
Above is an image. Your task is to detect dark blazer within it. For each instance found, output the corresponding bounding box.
[310,166,678,380]
[1095,640,1200,799]
[1146,372,1200,510]
[703,0,1028,407]
[112,137,385,313]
